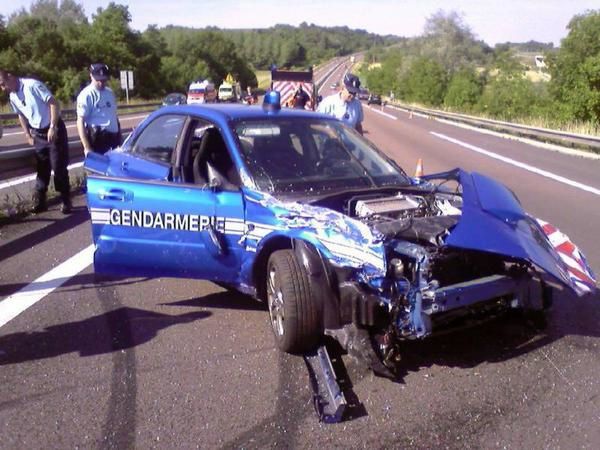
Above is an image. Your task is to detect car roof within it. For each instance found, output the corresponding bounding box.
[155,103,331,124]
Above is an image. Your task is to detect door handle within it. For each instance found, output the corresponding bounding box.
[121,161,129,171]
[98,189,131,201]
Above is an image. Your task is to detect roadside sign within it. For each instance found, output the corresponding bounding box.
[127,71,134,90]
[120,71,128,90]
[120,70,134,104]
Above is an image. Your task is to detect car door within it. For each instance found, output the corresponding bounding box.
[86,113,245,282]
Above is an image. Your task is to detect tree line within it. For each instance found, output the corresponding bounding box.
[360,10,600,128]
[0,0,398,106]
[1,2,597,129]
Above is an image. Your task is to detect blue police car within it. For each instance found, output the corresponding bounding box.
[84,92,596,370]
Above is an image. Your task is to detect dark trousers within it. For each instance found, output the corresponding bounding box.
[31,118,70,198]
[87,125,122,155]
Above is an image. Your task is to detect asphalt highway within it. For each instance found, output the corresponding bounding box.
[1,65,599,448]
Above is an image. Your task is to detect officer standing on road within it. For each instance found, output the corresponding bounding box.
[317,73,364,134]
[76,63,121,156]
[293,85,310,109]
[0,69,71,214]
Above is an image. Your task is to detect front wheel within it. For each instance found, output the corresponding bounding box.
[267,249,322,353]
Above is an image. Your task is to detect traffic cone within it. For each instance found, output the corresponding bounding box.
[414,158,424,178]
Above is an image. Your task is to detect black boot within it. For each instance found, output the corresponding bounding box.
[32,191,47,213]
[61,194,72,214]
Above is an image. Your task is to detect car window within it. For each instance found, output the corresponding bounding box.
[234,118,409,193]
[131,114,186,163]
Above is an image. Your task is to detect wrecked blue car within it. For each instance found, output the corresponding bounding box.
[84,100,597,372]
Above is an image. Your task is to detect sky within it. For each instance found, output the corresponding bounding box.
[1,0,599,47]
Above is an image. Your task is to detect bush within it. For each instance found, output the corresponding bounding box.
[444,68,483,110]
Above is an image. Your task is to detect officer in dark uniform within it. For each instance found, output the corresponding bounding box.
[293,85,310,109]
[0,69,71,213]
[76,63,121,155]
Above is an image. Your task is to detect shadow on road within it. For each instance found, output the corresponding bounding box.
[0,207,90,263]
[360,288,600,383]
[165,291,268,312]
[0,306,210,366]
[0,272,154,297]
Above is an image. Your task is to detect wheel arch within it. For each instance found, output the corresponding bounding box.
[253,233,342,329]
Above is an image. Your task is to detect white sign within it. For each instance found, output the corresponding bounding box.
[120,70,128,90]
[127,71,134,90]
[120,70,134,90]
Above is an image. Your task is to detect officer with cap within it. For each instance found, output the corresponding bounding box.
[293,85,310,109]
[0,69,71,213]
[317,73,364,134]
[76,63,121,156]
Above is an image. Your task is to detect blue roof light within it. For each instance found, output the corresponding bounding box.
[262,90,281,112]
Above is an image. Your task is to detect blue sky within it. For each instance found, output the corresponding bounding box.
[1,0,598,46]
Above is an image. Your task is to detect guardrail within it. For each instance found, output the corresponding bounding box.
[0,103,159,164]
[386,102,600,154]
[0,102,159,126]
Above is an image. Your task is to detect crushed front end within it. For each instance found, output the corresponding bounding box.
[312,169,596,372]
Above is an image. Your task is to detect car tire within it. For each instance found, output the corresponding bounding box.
[266,249,321,353]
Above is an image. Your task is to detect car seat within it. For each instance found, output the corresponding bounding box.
[193,128,236,185]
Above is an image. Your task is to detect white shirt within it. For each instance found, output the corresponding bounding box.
[9,78,53,129]
[77,84,119,133]
[317,92,364,129]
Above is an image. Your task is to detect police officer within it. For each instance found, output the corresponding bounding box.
[293,85,310,109]
[0,69,71,213]
[317,73,364,134]
[76,63,121,155]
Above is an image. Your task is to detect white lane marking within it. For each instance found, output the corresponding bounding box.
[435,117,600,161]
[384,103,600,160]
[0,244,94,328]
[366,106,397,120]
[431,131,600,197]
[0,161,84,190]
[1,114,148,137]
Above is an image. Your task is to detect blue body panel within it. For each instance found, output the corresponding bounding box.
[87,176,245,281]
[445,170,574,288]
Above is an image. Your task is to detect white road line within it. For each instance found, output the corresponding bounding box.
[366,106,397,120]
[0,161,84,190]
[0,244,94,328]
[431,131,600,197]
[435,117,600,160]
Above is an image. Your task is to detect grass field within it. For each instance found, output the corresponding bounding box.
[255,70,271,90]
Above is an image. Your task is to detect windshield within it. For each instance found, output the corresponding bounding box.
[234,118,410,194]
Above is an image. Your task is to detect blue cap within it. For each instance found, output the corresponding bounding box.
[262,90,281,112]
[343,73,361,94]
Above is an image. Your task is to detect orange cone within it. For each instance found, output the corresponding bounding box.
[414,158,424,178]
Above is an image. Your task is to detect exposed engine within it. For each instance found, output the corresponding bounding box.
[335,190,525,358]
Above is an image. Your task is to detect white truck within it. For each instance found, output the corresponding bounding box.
[217,81,241,102]
[187,80,217,104]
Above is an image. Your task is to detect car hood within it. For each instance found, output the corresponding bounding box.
[434,169,596,296]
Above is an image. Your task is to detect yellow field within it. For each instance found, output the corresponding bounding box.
[255,70,271,90]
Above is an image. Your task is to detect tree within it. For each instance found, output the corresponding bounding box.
[404,57,447,106]
[420,10,491,73]
[444,67,483,110]
[547,10,600,123]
